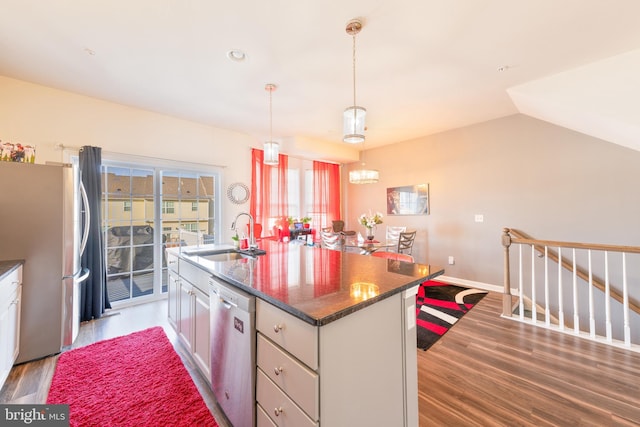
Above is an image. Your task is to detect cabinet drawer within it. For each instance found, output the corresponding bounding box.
[256,299,318,369]
[0,266,21,302]
[257,403,278,427]
[257,334,319,421]
[167,252,179,273]
[178,258,210,293]
[256,368,317,427]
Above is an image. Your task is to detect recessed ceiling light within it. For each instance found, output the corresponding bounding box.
[227,49,246,62]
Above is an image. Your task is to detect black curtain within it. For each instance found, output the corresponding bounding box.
[79,146,111,321]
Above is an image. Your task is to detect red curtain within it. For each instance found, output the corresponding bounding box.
[250,149,289,239]
[312,161,341,230]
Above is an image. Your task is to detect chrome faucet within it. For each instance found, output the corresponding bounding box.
[231,212,257,250]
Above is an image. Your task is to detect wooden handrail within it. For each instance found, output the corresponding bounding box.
[503,228,640,316]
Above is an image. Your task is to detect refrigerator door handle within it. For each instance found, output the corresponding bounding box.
[79,180,91,257]
[77,267,90,283]
[63,267,90,282]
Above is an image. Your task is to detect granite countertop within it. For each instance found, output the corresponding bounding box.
[176,240,444,326]
[0,260,24,282]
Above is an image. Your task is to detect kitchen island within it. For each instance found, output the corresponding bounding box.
[168,240,444,427]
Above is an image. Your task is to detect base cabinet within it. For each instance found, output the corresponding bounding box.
[167,254,179,329]
[255,287,419,427]
[166,255,211,383]
[0,265,22,390]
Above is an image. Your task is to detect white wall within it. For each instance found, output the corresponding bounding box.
[345,114,640,290]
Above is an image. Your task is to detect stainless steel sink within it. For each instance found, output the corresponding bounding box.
[184,248,265,262]
[198,252,249,262]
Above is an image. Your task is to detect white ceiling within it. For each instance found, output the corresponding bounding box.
[2,0,640,155]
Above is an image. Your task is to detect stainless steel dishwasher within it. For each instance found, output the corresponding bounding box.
[209,277,256,427]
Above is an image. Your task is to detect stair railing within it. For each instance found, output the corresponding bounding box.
[502,228,640,351]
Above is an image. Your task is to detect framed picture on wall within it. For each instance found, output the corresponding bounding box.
[386,184,429,215]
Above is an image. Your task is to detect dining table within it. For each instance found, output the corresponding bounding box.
[342,236,396,254]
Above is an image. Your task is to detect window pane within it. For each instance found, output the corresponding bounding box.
[161,171,217,248]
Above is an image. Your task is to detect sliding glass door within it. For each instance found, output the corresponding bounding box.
[102,162,219,306]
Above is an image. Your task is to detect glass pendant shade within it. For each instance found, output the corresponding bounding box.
[343,106,366,143]
[349,168,379,184]
[263,83,279,165]
[263,140,279,165]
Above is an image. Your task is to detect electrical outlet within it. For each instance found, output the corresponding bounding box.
[448,256,455,265]
[474,214,484,223]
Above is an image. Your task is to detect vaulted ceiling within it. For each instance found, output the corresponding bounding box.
[2,0,640,155]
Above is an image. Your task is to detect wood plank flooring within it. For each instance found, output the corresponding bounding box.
[2,293,639,426]
[417,292,640,426]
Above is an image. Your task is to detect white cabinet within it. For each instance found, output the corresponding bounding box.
[0,264,22,390]
[166,254,211,383]
[167,253,179,329]
[256,287,419,427]
[191,285,210,378]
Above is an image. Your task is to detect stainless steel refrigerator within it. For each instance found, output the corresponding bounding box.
[0,161,89,363]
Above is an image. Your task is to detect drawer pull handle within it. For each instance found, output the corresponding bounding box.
[273,324,283,333]
[274,366,283,376]
[274,407,283,417]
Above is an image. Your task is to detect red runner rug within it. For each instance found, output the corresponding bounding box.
[47,327,218,427]
[416,280,487,350]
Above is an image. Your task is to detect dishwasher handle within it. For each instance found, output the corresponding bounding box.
[212,287,238,309]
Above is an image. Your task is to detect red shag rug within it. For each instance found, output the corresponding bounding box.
[416,280,487,350]
[47,327,218,427]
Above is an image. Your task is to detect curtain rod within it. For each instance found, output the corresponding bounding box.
[54,143,227,169]
[250,147,341,166]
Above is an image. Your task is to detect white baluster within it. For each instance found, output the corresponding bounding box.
[604,251,612,342]
[544,246,550,326]
[518,245,524,320]
[531,244,536,322]
[572,248,579,334]
[588,250,595,338]
[558,247,564,331]
[622,253,631,347]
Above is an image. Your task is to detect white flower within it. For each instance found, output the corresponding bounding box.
[358,211,384,229]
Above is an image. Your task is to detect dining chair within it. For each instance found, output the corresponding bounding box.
[397,231,416,255]
[371,251,414,263]
[320,228,341,250]
[385,226,406,250]
[332,220,356,236]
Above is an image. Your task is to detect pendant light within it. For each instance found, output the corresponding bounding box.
[344,19,378,184]
[343,19,366,144]
[349,147,379,184]
[263,83,279,165]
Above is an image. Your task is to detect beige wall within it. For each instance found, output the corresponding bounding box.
[345,114,640,288]
[0,75,256,241]
[4,75,639,290]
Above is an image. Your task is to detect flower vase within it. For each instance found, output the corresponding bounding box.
[366,226,376,241]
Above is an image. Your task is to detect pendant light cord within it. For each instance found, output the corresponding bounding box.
[352,32,357,116]
[353,32,365,166]
[269,86,273,141]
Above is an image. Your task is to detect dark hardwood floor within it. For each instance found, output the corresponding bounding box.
[2,293,639,426]
[417,292,640,426]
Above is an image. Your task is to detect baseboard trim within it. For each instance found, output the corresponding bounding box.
[436,275,503,293]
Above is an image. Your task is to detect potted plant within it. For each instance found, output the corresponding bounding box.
[287,216,296,230]
[301,216,312,229]
[231,231,239,248]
